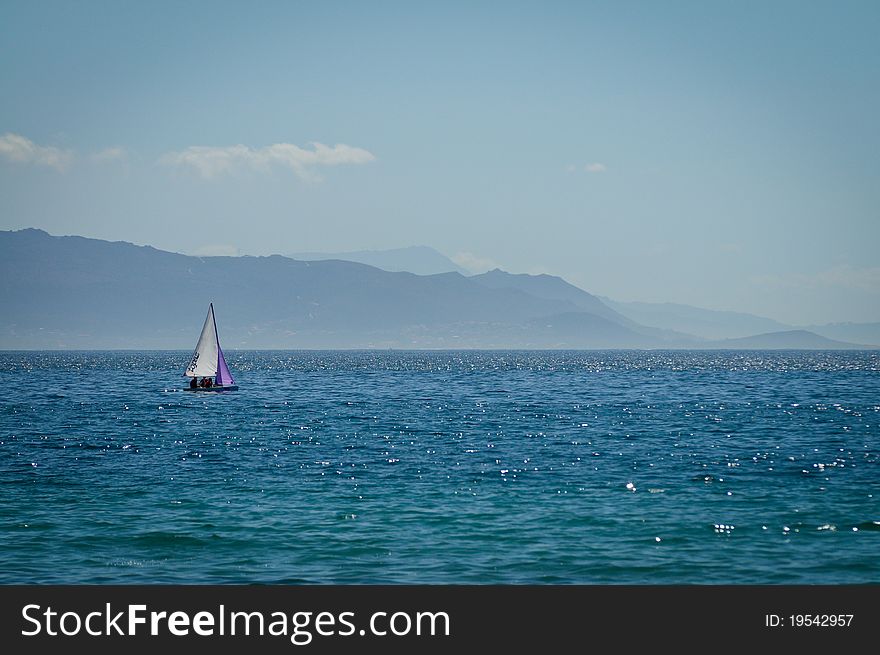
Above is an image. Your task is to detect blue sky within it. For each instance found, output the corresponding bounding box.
[1,0,878,324]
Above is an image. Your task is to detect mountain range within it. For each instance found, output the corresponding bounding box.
[291,246,880,345]
[0,228,874,350]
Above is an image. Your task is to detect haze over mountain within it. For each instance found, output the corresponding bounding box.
[471,270,695,345]
[798,322,880,348]
[604,297,880,346]
[601,298,792,340]
[476,270,632,325]
[707,330,866,350]
[287,246,468,276]
[0,229,870,350]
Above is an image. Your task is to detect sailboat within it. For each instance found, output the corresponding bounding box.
[184,303,238,391]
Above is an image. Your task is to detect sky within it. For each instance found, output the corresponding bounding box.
[1,0,878,325]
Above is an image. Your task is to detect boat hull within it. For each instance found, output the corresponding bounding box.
[184,385,238,392]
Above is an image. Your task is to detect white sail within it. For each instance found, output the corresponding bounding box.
[185,304,219,377]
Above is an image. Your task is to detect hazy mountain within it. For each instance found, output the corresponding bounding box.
[474,270,698,345]
[601,298,791,339]
[287,246,468,276]
[706,330,863,350]
[1,229,872,350]
[602,296,880,347]
[473,269,632,325]
[801,322,880,347]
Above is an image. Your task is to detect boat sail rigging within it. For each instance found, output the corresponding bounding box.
[185,303,237,390]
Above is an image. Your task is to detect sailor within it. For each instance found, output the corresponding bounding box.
[189,377,198,389]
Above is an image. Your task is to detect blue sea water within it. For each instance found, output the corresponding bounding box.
[0,350,878,584]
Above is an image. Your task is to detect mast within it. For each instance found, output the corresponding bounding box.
[212,303,235,386]
[210,302,219,349]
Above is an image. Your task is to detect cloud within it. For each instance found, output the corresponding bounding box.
[566,162,607,174]
[160,141,376,180]
[91,147,127,163]
[752,265,880,293]
[0,132,72,170]
[451,251,501,274]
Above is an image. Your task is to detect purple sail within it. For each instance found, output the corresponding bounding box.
[216,346,235,386]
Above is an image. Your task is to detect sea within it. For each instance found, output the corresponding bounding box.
[1,350,878,584]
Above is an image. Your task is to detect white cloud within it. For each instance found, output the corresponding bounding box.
[0,132,72,170]
[752,265,880,293]
[585,162,606,173]
[452,251,501,274]
[91,147,127,163]
[191,244,242,257]
[160,141,376,180]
